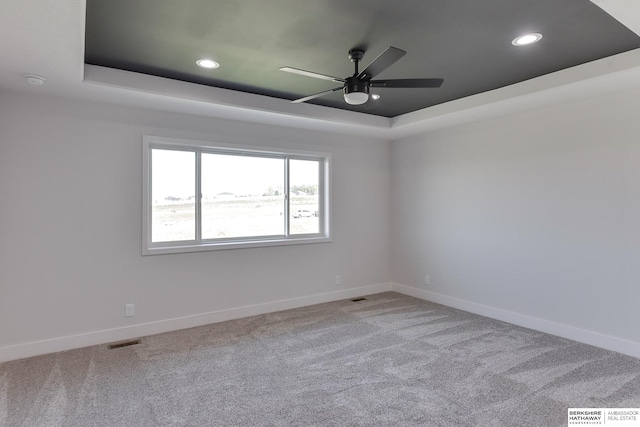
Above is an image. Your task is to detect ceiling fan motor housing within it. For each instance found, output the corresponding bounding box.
[344,76,369,95]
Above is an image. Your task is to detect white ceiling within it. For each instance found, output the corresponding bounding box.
[1,0,640,140]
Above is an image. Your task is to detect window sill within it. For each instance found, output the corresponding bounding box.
[143,235,332,256]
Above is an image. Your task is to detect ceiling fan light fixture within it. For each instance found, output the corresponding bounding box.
[344,92,369,105]
[343,77,369,105]
[512,33,543,46]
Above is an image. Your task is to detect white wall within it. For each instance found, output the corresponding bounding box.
[391,87,640,348]
[0,91,392,360]
[4,81,640,361]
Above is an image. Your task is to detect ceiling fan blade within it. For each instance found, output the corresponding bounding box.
[357,46,406,80]
[279,67,345,83]
[370,78,444,88]
[291,86,343,103]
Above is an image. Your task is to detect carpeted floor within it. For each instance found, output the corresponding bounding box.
[1,292,639,426]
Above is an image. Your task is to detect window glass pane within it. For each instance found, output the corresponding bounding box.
[290,159,320,235]
[151,149,196,242]
[202,153,285,239]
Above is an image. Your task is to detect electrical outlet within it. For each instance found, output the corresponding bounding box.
[424,275,431,286]
[335,275,341,285]
[125,303,135,317]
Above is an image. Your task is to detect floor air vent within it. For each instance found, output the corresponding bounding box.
[351,297,367,302]
[108,339,141,350]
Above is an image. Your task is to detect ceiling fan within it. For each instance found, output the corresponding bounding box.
[280,46,444,106]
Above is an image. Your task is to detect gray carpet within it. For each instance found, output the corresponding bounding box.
[1,292,639,426]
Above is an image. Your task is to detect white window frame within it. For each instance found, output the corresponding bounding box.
[142,136,331,255]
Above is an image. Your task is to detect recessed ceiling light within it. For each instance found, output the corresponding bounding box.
[371,94,381,100]
[196,58,220,69]
[512,33,543,47]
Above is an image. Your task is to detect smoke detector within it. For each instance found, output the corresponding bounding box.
[24,74,46,85]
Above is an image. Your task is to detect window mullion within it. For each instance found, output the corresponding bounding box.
[318,159,325,236]
[284,157,290,237]
[195,150,202,242]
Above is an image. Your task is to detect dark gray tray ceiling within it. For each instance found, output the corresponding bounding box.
[85,0,640,118]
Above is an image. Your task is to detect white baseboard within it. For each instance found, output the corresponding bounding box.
[0,282,393,363]
[6,282,637,363]
[392,283,640,359]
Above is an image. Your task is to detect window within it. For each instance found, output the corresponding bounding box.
[143,136,331,254]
